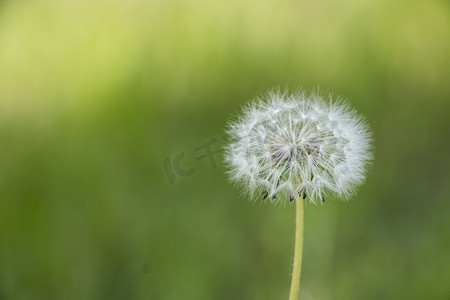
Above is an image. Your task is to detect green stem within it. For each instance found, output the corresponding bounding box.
[288,195,304,300]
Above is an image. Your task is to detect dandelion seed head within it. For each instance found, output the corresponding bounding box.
[225,90,372,204]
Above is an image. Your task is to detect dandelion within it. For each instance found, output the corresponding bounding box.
[224,90,372,299]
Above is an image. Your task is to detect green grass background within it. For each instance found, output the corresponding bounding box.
[0,0,449,299]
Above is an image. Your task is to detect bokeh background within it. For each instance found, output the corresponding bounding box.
[1,0,449,299]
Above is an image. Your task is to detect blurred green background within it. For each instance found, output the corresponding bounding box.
[1,0,449,299]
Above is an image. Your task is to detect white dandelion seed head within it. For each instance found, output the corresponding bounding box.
[224,90,372,204]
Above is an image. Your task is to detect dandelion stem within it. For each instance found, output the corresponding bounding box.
[288,195,304,300]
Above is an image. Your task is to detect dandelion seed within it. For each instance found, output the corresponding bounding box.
[224,90,372,204]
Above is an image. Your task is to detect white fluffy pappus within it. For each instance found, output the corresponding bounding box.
[224,90,372,204]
